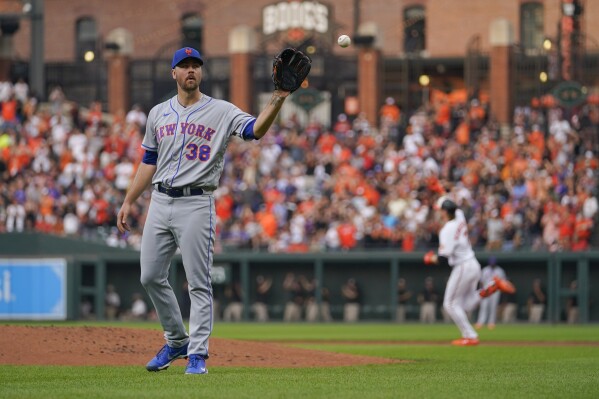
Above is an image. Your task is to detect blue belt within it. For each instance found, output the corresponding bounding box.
[155,183,204,198]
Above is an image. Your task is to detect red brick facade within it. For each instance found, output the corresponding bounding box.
[2,0,598,123]
[10,1,598,61]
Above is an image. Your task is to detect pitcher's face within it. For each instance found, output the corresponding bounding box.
[173,60,202,92]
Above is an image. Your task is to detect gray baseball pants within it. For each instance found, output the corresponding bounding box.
[140,190,215,357]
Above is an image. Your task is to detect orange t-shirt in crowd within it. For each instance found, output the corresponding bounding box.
[93,198,110,225]
[215,194,234,222]
[363,185,380,206]
[512,156,528,179]
[380,104,400,124]
[357,134,376,150]
[317,133,336,154]
[40,195,55,217]
[528,129,545,151]
[337,223,357,249]
[500,202,513,219]
[455,122,470,145]
[435,103,451,126]
[402,232,415,252]
[262,187,282,207]
[1,99,17,123]
[558,212,575,240]
[574,217,593,241]
[503,146,516,165]
[469,104,485,121]
[256,210,277,238]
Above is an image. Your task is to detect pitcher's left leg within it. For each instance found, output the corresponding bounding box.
[173,195,215,359]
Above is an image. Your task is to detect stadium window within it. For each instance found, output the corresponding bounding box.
[521,2,544,52]
[403,6,426,54]
[76,17,97,62]
[182,13,204,53]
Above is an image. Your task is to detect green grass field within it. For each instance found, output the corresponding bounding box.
[2,322,599,399]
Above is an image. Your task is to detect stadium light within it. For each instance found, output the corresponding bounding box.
[84,51,95,62]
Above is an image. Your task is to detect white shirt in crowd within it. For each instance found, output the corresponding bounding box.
[131,298,147,318]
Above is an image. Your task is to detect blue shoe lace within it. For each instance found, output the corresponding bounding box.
[188,355,201,369]
[155,345,168,359]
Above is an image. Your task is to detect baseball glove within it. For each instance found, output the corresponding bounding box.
[272,48,312,93]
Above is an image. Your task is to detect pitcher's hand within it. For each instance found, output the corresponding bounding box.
[117,202,131,233]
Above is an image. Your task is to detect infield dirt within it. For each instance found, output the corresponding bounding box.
[0,325,399,368]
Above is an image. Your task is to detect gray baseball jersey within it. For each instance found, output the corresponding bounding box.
[142,94,256,189]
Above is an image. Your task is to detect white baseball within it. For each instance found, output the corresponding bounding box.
[338,35,351,48]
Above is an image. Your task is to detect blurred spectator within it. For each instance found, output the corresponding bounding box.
[396,278,412,322]
[302,276,332,322]
[251,275,272,322]
[105,284,121,320]
[80,297,94,320]
[379,97,401,129]
[13,78,28,104]
[1,94,19,129]
[282,272,303,322]
[566,280,579,324]
[223,282,243,322]
[49,85,65,114]
[0,79,597,254]
[527,278,546,323]
[485,210,504,250]
[341,278,361,322]
[418,276,439,323]
[125,103,147,128]
[499,280,518,323]
[122,293,148,321]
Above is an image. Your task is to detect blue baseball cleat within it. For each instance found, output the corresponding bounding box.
[185,354,208,375]
[146,343,188,372]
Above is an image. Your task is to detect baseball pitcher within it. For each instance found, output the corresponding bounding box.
[117,46,310,374]
[423,196,515,346]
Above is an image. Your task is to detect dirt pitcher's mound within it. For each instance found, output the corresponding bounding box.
[0,325,397,368]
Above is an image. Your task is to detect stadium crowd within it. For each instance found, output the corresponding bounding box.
[1,79,598,253]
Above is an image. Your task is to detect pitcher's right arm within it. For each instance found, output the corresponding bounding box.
[117,163,157,233]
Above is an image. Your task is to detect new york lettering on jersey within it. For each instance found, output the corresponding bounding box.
[156,122,216,143]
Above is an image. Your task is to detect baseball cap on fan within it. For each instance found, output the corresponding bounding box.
[172,47,204,68]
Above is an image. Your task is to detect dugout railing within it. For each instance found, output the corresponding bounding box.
[0,233,597,323]
[46,251,599,323]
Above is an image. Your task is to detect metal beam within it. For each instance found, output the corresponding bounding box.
[29,0,44,99]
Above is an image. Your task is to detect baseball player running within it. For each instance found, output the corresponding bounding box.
[423,197,515,346]
[475,256,507,330]
[117,47,310,374]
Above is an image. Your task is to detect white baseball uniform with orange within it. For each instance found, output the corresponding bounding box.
[140,94,255,358]
[438,209,481,340]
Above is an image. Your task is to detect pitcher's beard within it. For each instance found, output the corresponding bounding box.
[182,80,199,91]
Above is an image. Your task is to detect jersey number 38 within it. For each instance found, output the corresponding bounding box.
[185,143,212,161]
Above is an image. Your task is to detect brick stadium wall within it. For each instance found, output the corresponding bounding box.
[8,0,599,62]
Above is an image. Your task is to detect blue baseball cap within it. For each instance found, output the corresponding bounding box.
[171,47,204,68]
